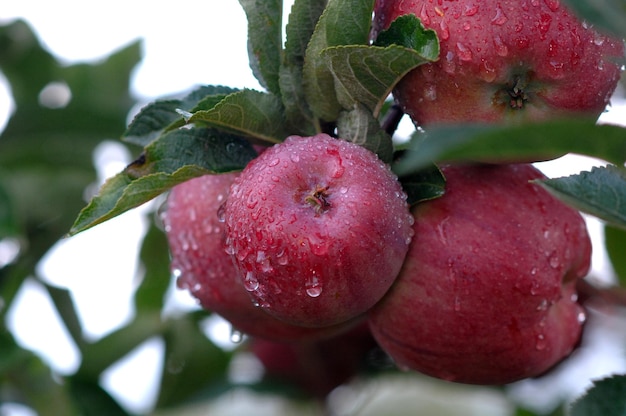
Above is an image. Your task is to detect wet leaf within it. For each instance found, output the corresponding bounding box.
[400,164,446,206]
[336,103,394,163]
[239,0,283,95]
[394,120,626,175]
[321,43,437,117]
[279,0,327,134]
[539,165,626,229]
[564,0,626,38]
[188,89,288,143]
[303,0,375,121]
[69,128,256,235]
[123,85,238,147]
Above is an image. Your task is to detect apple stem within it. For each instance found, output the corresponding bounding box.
[382,104,405,136]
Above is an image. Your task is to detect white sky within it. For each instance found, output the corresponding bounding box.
[0,1,625,415]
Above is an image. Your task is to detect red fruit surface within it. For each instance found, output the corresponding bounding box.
[373,0,624,125]
[164,173,353,341]
[250,323,378,398]
[224,134,414,328]
[368,163,592,385]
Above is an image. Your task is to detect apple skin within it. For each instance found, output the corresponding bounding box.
[367,163,592,385]
[249,323,378,399]
[223,134,414,328]
[164,173,355,341]
[373,0,624,125]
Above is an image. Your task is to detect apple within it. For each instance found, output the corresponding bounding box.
[373,0,624,125]
[367,163,592,385]
[223,133,414,328]
[164,173,355,341]
[249,323,378,398]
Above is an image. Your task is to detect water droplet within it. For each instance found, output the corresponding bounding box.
[544,0,560,12]
[464,4,479,16]
[535,334,547,350]
[456,42,473,61]
[217,203,227,223]
[549,253,560,269]
[491,5,508,25]
[290,153,300,163]
[230,327,244,343]
[439,19,450,40]
[479,61,497,82]
[442,51,456,73]
[494,35,509,57]
[536,299,548,311]
[423,83,437,101]
[243,271,259,291]
[419,4,431,25]
[577,311,587,324]
[305,275,323,297]
[530,267,538,276]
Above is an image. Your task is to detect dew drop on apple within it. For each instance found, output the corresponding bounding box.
[494,35,509,57]
[577,311,587,324]
[456,42,473,61]
[423,83,437,101]
[491,5,508,25]
[419,4,431,25]
[464,4,479,16]
[548,253,560,269]
[535,333,547,350]
[305,275,323,298]
[439,19,450,40]
[243,271,259,291]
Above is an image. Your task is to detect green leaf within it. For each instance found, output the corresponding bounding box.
[373,13,441,58]
[77,313,164,379]
[605,225,626,286]
[0,180,18,237]
[321,43,437,117]
[68,378,129,416]
[134,218,173,312]
[69,128,256,235]
[570,375,626,416]
[189,89,288,143]
[394,120,626,175]
[336,103,394,163]
[123,85,239,147]
[156,314,231,407]
[539,165,626,229]
[303,0,375,121]
[279,0,327,134]
[239,0,283,95]
[563,0,626,38]
[399,164,446,206]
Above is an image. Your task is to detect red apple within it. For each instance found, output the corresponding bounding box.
[164,173,354,341]
[223,134,414,328]
[368,163,592,384]
[249,323,378,398]
[373,0,624,125]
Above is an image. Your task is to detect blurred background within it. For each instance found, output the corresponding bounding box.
[1,1,625,415]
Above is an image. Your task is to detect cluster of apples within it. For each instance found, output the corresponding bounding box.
[163,0,624,392]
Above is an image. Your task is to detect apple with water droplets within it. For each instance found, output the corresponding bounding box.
[368,163,592,384]
[223,133,414,328]
[373,0,624,125]
[164,173,356,341]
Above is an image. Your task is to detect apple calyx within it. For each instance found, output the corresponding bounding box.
[304,184,331,215]
[506,74,530,110]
